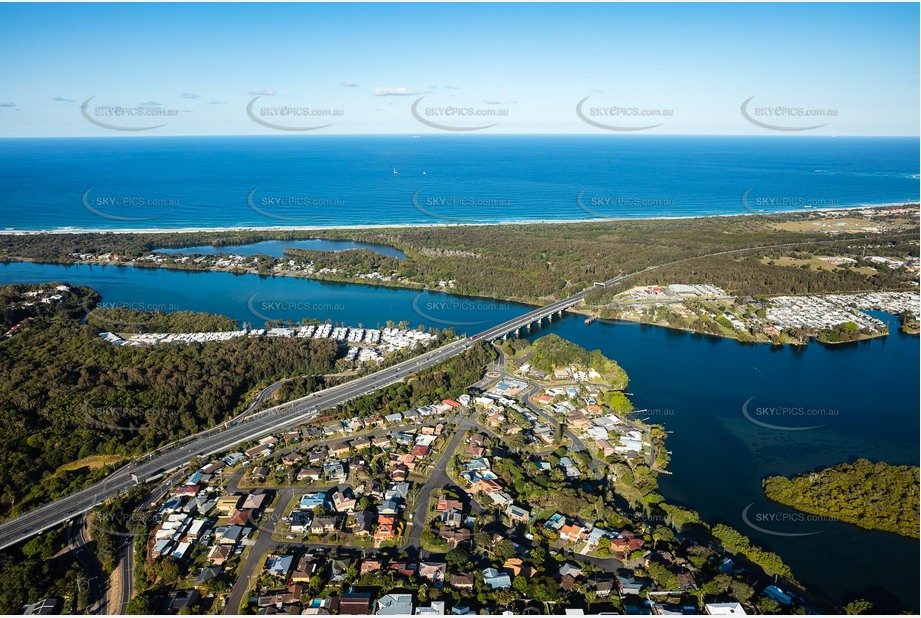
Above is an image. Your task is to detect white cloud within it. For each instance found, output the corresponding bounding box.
[181,92,200,99]
[248,89,276,96]
[374,86,421,97]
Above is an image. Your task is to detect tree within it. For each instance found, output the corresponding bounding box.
[729,578,754,603]
[446,547,470,569]
[756,597,783,615]
[126,592,154,615]
[700,573,731,596]
[844,600,874,615]
[494,539,516,562]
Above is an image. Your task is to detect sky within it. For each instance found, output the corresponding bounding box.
[0,2,918,137]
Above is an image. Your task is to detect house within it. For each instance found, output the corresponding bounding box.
[207,544,232,565]
[436,498,464,512]
[200,461,225,475]
[298,467,323,482]
[22,598,62,615]
[375,515,398,540]
[506,504,530,524]
[329,440,351,458]
[332,488,357,512]
[266,554,294,579]
[250,466,270,481]
[289,510,313,533]
[442,509,463,528]
[764,585,793,606]
[324,460,348,483]
[410,444,430,458]
[338,593,373,615]
[360,559,384,575]
[391,465,409,482]
[503,558,531,578]
[487,491,513,507]
[282,452,302,466]
[419,562,447,582]
[588,575,614,598]
[330,558,352,582]
[309,515,340,535]
[415,601,446,615]
[216,495,241,513]
[438,527,472,548]
[560,523,586,542]
[377,593,414,615]
[450,572,475,590]
[306,450,327,464]
[216,525,246,545]
[353,510,375,536]
[610,535,645,555]
[386,481,411,500]
[618,574,652,596]
[299,492,329,510]
[195,565,223,588]
[389,562,416,578]
[257,583,304,608]
[559,563,583,579]
[465,445,485,458]
[166,590,200,613]
[291,555,319,582]
[483,567,512,590]
[227,509,252,526]
[379,499,402,515]
[245,444,272,458]
[706,603,747,615]
[241,492,268,510]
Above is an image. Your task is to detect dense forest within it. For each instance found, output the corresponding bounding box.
[763,459,920,538]
[0,304,339,517]
[2,207,916,305]
[0,528,86,614]
[85,308,237,333]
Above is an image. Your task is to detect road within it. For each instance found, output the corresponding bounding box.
[0,338,474,551]
[223,489,295,615]
[404,414,475,556]
[112,470,183,615]
[0,236,836,551]
[66,514,108,615]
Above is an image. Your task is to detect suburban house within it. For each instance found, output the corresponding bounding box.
[338,593,373,615]
[377,593,414,615]
[483,568,512,590]
[419,562,447,582]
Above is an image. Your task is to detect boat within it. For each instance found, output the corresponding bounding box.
[392,168,398,175]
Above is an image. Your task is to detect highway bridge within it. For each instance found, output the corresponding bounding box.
[0,275,624,551]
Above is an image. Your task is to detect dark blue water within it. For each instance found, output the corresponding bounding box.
[0,136,917,230]
[524,315,919,613]
[156,239,407,259]
[0,262,524,332]
[0,262,918,612]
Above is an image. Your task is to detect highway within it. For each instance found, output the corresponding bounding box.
[0,271,623,551]
[66,514,108,615]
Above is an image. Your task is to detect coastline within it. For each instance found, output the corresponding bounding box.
[1,202,916,236]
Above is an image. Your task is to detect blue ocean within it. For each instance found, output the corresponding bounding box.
[0,135,918,231]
